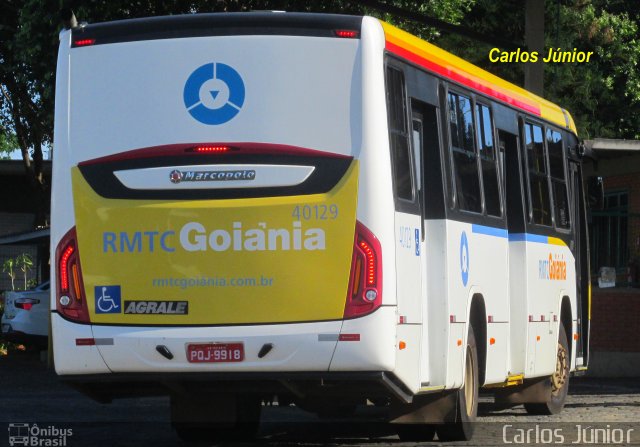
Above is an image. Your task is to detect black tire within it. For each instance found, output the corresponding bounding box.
[396,424,436,442]
[525,324,570,415]
[437,326,478,442]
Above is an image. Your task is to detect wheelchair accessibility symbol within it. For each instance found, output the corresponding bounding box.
[95,285,121,314]
[460,231,469,287]
[183,62,245,125]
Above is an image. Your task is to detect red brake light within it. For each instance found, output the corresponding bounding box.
[335,30,359,38]
[59,244,75,291]
[194,146,230,153]
[343,221,382,319]
[56,227,90,323]
[74,38,95,47]
[15,298,39,311]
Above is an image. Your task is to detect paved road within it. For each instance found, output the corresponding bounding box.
[1,352,639,446]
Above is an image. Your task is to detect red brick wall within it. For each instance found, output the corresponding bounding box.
[590,288,640,352]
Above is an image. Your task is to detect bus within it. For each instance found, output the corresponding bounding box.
[51,12,592,442]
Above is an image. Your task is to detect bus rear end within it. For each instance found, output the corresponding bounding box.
[51,13,400,424]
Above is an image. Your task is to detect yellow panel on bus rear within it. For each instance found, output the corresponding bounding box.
[71,162,358,325]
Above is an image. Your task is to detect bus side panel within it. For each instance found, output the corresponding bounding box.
[329,307,396,372]
[425,219,449,387]
[393,211,423,392]
[508,241,528,376]
[523,239,576,377]
[358,16,397,309]
[444,219,510,388]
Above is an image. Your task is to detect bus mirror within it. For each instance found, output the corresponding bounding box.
[587,176,604,210]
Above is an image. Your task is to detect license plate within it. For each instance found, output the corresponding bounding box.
[186,343,244,363]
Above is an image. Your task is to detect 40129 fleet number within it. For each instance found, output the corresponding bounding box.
[292,204,338,221]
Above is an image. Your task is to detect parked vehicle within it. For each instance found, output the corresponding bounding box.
[1,281,50,347]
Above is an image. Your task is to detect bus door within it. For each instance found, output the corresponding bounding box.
[411,106,429,383]
[499,128,528,376]
[569,158,590,367]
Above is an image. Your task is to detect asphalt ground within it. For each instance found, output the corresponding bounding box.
[1,351,639,446]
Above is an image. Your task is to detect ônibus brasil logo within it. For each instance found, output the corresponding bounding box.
[183,62,245,125]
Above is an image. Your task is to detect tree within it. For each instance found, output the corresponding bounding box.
[2,0,637,207]
[16,253,33,290]
[2,257,16,291]
[0,132,18,159]
[0,0,59,226]
[433,0,640,140]
[0,0,476,229]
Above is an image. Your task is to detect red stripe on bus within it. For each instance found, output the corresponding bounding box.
[386,41,541,116]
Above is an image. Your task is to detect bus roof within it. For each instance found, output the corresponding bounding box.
[381,21,578,135]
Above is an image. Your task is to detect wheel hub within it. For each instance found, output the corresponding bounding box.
[551,342,568,395]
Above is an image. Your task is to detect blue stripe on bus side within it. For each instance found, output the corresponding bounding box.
[508,233,549,244]
[471,224,508,238]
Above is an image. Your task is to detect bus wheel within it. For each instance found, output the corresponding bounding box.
[172,394,261,442]
[525,325,570,415]
[437,326,478,442]
[396,424,436,441]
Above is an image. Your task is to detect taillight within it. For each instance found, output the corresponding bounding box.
[335,29,359,38]
[15,298,40,311]
[343,221,382,319]
[193,145,231,153]
[56,227,90,323]
[73,38,96,47]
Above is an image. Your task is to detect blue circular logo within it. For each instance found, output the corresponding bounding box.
[460,231,469,286]
[183,62,245,125]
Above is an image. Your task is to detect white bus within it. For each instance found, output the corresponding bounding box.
[51,12,592,442]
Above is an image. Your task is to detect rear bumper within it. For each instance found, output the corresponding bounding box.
[60,370,413,404]
[52,307,397,375]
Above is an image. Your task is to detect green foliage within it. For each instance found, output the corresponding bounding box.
[433,0,640,140]
[0,132,18,159]
[1,0,639,154]
[2,258,16,291]
[16,253,33,291]
[2,254,34,291]
[544,1,640,139]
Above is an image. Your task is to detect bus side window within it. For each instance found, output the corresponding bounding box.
[547,128,570,229]
[386,66,415,204]
[523,121,552,226]
[476,103,501,217]
[448,91,482,213]
[412,112,423,197]
[500,130,526,232]
[413,99,445,219]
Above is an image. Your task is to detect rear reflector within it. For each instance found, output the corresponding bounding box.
[343,221,382,319]
[338,334,361,342]
[76,338,96,346]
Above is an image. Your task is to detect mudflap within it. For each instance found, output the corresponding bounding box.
[389,391,458,424]
[493,377,552,405]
